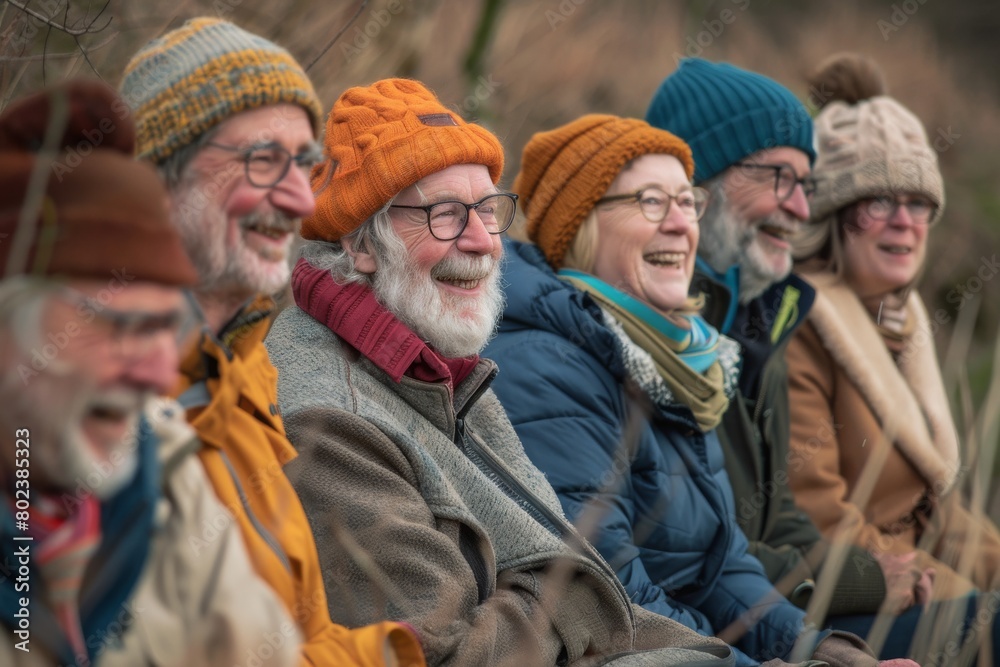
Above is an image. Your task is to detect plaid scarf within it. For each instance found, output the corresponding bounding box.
[26,493,102,658]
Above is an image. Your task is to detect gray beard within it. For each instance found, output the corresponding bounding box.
[698,185,793,304]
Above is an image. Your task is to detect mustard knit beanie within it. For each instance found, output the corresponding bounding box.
[121,17,323,164]
[514,114,694,270]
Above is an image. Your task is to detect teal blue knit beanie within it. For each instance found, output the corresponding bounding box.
[645,58,815,184]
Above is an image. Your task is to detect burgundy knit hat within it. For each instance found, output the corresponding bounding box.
[0,80,197,285]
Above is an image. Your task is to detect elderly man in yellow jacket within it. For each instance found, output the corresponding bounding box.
[120,17,424,667]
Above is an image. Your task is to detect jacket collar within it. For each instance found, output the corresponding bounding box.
[292,258,479,391]
[692,257,814,346]
[802,271,960,493]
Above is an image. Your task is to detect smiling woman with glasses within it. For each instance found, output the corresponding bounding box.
[786,53,1000,662]
[479,113,886,666]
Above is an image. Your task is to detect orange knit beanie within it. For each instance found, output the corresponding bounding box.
[514,114,694,270]
[303,78,505,241]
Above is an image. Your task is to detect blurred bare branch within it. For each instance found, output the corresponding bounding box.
[303,0,368,73]
[2,0,112,36]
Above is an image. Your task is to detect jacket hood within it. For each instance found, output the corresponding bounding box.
[498,239,625,380]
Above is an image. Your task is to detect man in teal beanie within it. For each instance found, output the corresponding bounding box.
[645,58,901,624]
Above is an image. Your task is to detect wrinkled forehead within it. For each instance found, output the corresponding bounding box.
[395,163,499,205]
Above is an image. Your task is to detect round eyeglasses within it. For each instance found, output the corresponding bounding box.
[206,141,325,188]
[389,192,518,241]
[859,195,937,225]
[596,186,710,223]
[734,161,817,202]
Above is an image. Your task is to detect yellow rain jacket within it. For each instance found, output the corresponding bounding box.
[175,297,424,667]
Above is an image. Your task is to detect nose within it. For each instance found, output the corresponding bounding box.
[887,202,916,228]
[659,200,693,234]
[780,183,811,222]
[268,162,316,219]
[121,334,181,396]
[454,207,496,255]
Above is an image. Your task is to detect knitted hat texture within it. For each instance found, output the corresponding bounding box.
[513,114,694,270]
[303,78,504,241]
[121,17,322,164]
[0,80,197,285]
[810,96,944,225]
[645,58,815,183]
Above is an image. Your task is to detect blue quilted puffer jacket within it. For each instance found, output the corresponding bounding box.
[486,239,809,667]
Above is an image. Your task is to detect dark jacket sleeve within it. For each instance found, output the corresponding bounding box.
[721,339,887,616]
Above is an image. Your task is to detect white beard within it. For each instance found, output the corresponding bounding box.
[371,234,504,359]
[4,369,143,502]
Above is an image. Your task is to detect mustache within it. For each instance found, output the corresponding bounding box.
[239,211,298,234]
[430,254,497,282]
[751,211,801,234]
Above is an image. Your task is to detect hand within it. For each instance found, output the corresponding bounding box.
[875,551,921,612]
[878,661,920,666]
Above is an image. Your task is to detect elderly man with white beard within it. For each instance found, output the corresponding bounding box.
[266,78,744,667]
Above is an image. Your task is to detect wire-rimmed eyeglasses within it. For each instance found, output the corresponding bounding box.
[859,194,938,225]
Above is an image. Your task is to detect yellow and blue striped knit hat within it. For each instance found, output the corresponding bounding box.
[120,17,323,164]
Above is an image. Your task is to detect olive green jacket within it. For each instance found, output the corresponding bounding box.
[692,265,886,617]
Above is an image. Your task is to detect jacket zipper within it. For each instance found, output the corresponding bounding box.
[220,450,291,572]
[453,369,637,621]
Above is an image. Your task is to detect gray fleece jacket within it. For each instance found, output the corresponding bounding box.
[266,304,736,667]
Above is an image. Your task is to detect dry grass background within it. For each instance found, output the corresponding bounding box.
[2,0,999,491]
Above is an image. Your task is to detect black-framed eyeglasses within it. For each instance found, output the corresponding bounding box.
[734,161,817,202]
[389,192,518,241]
[859,194,938,225]
[206,141,325,188]
[596,186,710,222]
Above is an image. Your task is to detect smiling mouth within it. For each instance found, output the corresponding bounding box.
[758,224,794,241]
[879,244,912,255]
[644,251,686,268]
[435,275,488,290]
[88,393,139,423]
[244,223,290,240]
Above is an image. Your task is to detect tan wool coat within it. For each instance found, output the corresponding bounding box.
[785,271,1000,600]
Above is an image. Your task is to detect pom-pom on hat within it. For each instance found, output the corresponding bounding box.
[121,17,323,164]
[303,78,505,242]
[0,80,197,285]
[513,114,694,270]
[807,52,944,227]
[645,58,815,183]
